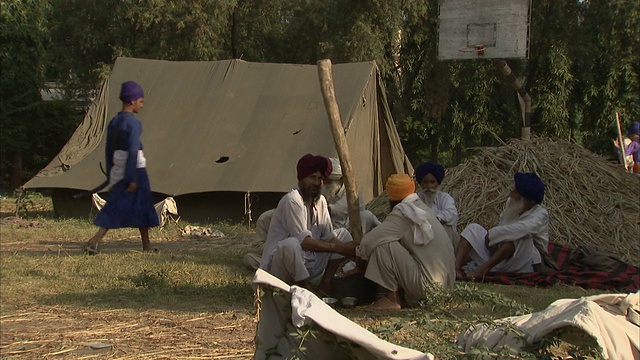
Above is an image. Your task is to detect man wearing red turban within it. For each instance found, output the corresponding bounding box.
[243,157,382,272]
[259,154,356,291]
[455,172,551,280]
[355,174,456,310]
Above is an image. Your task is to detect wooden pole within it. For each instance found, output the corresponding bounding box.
[615,112,628,172]
[317,59,363,244]
[493,60,531,140]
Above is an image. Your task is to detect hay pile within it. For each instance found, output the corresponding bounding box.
[367,137,640,266]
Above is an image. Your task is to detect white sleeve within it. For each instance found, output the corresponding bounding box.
[488,210,548,247]
[435,192,459,225]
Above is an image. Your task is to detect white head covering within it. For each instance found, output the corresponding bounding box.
[329,158,342,180]
[394,193,434,246]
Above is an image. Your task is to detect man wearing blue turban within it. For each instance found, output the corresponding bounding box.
[454,172,550,280]
[415,161,460,249]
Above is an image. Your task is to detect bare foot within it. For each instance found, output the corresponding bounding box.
[365,296,401,311]
[83,241,99,255]
[466,268,486,281]
[455,268,466,281]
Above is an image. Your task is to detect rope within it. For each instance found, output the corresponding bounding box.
[244,191,252,227]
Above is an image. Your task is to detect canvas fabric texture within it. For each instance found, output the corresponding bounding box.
[252,269,433,360]
[25,58,412,205]
[457,292,640,359]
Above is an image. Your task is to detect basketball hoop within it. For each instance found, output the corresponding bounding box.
[458,44,486,55]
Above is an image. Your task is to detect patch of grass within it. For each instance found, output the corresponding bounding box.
[356,283,606,359]
[0,195,612,359]
[0,250,255,314]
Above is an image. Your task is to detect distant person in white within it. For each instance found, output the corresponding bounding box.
[320,157,381,234]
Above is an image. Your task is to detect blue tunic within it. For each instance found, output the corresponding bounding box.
[94,112,159,229]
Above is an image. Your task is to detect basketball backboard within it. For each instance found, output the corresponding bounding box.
[438,0,531,60]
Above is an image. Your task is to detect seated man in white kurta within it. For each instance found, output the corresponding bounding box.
[455,172,549,280]
[321,157,381,234]
[356,174,456,310]
[415,161,460,249]
[259,154,355,291]
[243,157,380,271]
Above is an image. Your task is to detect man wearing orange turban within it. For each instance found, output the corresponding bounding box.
[355,174,456,310]
[259,154,356,291]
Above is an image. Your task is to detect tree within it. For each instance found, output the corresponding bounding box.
[579,0,640,153]
[46,0,237,97]
[0,0,50,189]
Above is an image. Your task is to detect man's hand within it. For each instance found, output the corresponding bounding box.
[127,182,138,192]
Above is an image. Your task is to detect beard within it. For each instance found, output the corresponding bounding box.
[300,184,321,201]
[420,188,437,207]
[321,180,344,204]
[500,196,527,224]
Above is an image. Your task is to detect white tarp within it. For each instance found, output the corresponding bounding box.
[252,269,433,360]
[457,292,640,359]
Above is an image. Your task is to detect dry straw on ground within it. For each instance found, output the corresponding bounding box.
[0,306,255,359]
[367,137,640,266]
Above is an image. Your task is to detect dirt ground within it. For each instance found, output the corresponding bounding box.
[1,304,256,359]
[0,233,259,359]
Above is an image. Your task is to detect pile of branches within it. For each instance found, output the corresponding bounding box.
[367,137,640,266]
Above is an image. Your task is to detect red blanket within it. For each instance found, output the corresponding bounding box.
[469,242,640,291]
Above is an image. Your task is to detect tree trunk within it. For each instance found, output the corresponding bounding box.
[231,6,239,59]
[454,143,463,164]
[430,134,439,162]
[317,59,363,244]
[10,151,23,190]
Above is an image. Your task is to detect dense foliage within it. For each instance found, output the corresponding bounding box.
[1,0,638,190]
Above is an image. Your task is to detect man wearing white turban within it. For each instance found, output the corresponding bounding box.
[321,158,381,235]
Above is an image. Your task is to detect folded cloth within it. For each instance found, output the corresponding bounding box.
[394,193,434,246]
[109,150,147,185]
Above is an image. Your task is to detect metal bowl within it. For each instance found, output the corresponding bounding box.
[341,296,358,308]
[322,297,339,308]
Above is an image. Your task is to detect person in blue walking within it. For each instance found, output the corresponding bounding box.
[84,81,159,254]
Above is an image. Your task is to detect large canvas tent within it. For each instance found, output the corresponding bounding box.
[25,57,412,222]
